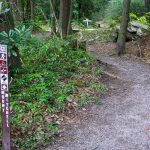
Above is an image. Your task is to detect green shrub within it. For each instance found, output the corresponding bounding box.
[0,26,31,57]
[0,35,94,149]
[130,12,150,28]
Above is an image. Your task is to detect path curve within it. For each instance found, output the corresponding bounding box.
[46,49,150,150]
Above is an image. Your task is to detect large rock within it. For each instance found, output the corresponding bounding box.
[114,21,150,41]
[130,21,149,30]
[127,26,138,33]
[137,28,144,37]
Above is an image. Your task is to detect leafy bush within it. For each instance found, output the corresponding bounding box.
[130,12,150,28]
[0,1,9,12]
[11,36,92,106]
[0,35,101,149]
[0,26,31,57]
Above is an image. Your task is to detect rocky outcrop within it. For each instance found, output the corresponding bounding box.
[114,21,150,41]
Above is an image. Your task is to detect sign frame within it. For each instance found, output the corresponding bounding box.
[0,44,11,150]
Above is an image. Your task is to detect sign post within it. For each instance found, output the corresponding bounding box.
[0,45,11,150]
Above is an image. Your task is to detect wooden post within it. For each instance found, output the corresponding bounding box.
[0,45,11,150]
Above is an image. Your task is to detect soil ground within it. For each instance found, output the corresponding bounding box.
[45,37,150,150]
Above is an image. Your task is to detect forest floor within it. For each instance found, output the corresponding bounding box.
[44,35,150,150]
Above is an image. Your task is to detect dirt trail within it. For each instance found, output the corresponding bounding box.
[46,43,150,150]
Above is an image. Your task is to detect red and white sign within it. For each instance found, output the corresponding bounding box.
[0,44,10,150]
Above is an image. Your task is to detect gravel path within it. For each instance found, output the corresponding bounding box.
[46,49,150,150]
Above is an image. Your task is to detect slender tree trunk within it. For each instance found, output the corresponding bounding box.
[16,0,23,21]
[116,0,131,55]
[78,0,82,20]
[59,0,73,38]
[0,0,15,33]
[6,0,15,12]
[67,0,73,35]
[144,0,150,11]
[0,8,14,33]
[30,0,34,21]
[21,0,25,22]
[26,0,31,21]
[50,0,56,34]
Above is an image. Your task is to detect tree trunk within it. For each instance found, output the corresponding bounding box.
[9,46,22,70]
[67,0,73,35]
[50,0,56,34]
[78,0,82,20]
[26,0,31,21]
[30,0,34,21]
[59,0,73,38]
[0,9,14,32]
[144,0,150,11]
[116,0,131,55]
[16,0,24,21]
[0,9,21,69]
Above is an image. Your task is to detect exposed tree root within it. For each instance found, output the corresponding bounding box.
[103,71,131,82]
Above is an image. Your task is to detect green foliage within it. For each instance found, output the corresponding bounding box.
[0,26,31,57]
[105,0,146,19]
[131,0,147,16]
[0,35,95,149]
[77,0,94,19]
[92,67,104,76]
[73,0,111,20]
[77,93,93,106]
[130,13,138,20]
[105,0,122,19]
[137,16,149,25]
[146,12,150,22]
[91,0,111,20]
[0,1,9,12]
[91,82,108,93]
[73,0,79,20]
[11,36,92,107]
[130,12,150,27]
[10,102,59,149]
[103,18,119,26]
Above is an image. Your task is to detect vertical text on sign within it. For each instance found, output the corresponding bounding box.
[0,44,11,150]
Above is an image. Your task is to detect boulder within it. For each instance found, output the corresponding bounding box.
[130,21,149,30]
[114,21,149,41]
[127,26,138,33]
[137,28,144,37]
